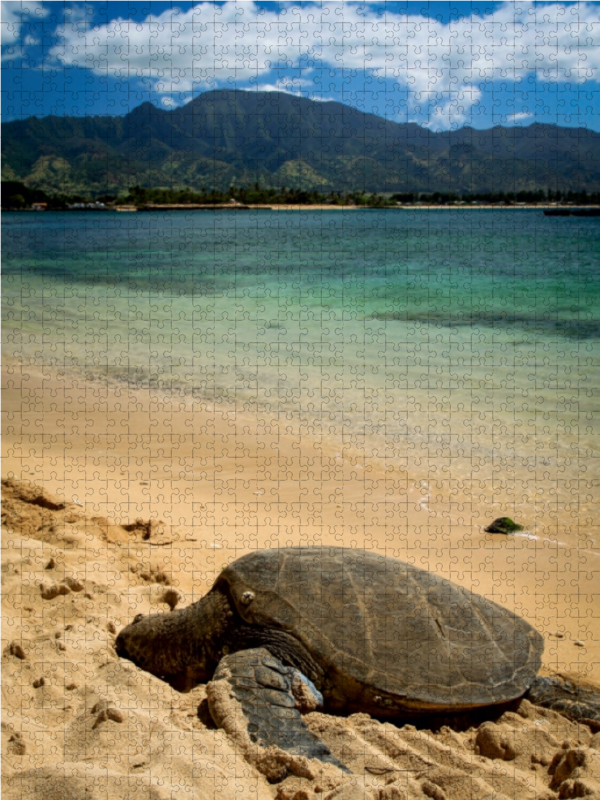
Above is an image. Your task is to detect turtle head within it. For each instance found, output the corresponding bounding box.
[115,591,232,692]
[115,609,211,691]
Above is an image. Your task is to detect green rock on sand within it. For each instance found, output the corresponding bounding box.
[485,517,525,534]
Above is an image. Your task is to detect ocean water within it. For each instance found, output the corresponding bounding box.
[3,209,600,528]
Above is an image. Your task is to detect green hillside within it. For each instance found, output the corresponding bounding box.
[3,90,600,195]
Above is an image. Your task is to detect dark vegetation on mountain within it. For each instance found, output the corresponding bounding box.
[3,90,600,196]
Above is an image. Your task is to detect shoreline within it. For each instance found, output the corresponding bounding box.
[5,203,600,212]
[139,203,600,210]
[3,358,599,680]
[137,203,600,211]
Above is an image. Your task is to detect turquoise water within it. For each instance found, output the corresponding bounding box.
[3,209,600,502]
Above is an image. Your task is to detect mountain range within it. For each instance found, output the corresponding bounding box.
[3,90,600,195]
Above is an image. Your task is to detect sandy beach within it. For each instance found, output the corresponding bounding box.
[3,361,600,799]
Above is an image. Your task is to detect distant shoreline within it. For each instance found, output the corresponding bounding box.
[5,203,600,213]
[137,203,600,212]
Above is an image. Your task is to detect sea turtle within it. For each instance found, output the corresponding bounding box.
[116,547,600,774]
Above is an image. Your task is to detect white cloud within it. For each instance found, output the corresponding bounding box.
[237,76,313,96]
[423,91,483,132]
[243,84,302,95]
[45,1,600,129]
[420,86,484,131]
[1,1,23,45]
[506,112,534,123]
[1,1,46,45]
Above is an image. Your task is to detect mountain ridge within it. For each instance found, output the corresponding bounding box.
[3,89,600,195]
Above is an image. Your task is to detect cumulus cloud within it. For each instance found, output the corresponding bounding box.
[1,1,46,45]
[422,87,484,131]
[506,111,534,123]
[243,83,301,95]
[44,0,600,128]
[238,76,313,96]
[1,1,24,45]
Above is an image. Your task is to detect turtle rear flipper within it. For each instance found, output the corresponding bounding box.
[207,647,350,778]
[527,676,600,730]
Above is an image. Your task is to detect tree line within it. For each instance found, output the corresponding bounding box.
[3,180,600,210]
[391,189,600,204]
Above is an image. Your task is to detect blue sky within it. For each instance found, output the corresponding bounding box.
[2,1,599,130]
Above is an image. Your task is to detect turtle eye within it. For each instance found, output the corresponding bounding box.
[133,613,145,624]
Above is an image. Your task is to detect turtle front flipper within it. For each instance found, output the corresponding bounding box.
[207,647,350,779]
[527,676,600,730]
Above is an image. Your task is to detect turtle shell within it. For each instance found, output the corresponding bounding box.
[219,547,543,711]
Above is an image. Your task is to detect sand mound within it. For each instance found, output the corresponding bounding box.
[2,479,599,800]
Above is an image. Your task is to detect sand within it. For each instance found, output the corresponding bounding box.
[2,362,600,799]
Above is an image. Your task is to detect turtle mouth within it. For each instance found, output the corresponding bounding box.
[114,621,157,672]
[114,631,145,667]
